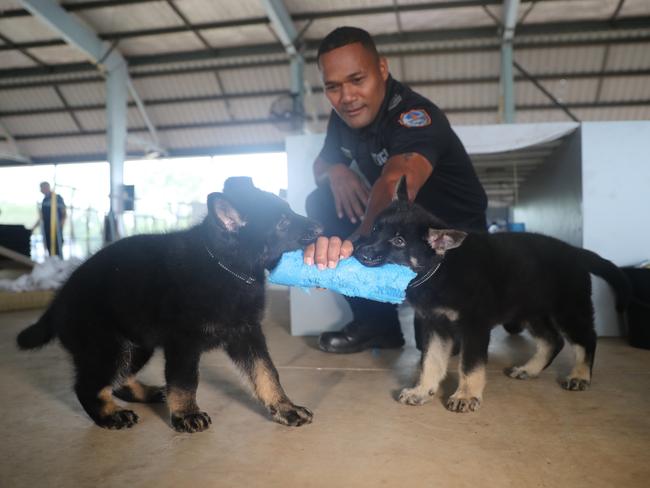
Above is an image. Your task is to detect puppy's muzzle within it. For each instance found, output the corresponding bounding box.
[354,245,384,267]
[300,223,324,245]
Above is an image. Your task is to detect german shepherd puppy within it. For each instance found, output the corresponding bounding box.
[355,177,629,413]
[17,177,322,432]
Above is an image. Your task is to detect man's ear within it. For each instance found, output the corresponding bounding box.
[393,175,409,202]
[207,192,246,232]
[426,228,467,255]
[379,56,389,82]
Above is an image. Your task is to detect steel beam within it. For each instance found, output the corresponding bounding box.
[500,0,520,123]
[261,0,304,131]
[106,62,128,216]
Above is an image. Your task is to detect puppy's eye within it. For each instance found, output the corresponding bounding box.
[277,218,290,231]
[390,236,406,248]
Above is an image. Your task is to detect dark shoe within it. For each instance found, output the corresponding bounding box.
[318,320,404,354]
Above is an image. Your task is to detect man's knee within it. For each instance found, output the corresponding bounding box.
[305,186,333,220]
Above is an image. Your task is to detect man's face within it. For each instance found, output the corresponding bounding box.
[40,184,50,195]
[319,42,388,129]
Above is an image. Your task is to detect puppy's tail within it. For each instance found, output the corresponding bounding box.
[16,311,56,350]
[578,249,632,313]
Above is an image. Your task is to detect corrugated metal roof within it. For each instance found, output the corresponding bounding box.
[0,15,58,42]
[118,32,205,56]
[285,0,392,14]
[0,86,63,110]
[132,72,224,99]
[219,65,290,93]
[79,2,183,34]
[199,25,277,48]
[177,0,268,22]
[305,14,400,39]
[2,112,80,135]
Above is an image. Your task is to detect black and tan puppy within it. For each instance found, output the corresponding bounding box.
[355,177,629,413]
[17,177,322,432]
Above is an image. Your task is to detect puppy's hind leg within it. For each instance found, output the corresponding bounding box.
[73,340,139,429]
[399,313,454,406]
[225,327,313,427]
[113,345,166,403]
[554,299,597,391]
[505,316,564,380]
[446,322,490,413]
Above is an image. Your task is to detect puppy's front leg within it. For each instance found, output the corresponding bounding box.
[164,343,212,433]
[399,314,454,406]
[225,328,312,427]
[446,325,490,413]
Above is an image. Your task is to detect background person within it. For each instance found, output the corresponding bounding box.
[32,181,66,258]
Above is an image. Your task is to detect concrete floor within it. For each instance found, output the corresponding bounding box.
[1,287,649,488]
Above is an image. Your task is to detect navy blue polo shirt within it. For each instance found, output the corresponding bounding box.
[318,76,487,229]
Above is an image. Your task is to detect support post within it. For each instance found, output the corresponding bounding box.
[499,0,520,123]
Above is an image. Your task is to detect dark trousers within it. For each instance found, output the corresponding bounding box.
[43,221,64,258]
[306,184,487,348]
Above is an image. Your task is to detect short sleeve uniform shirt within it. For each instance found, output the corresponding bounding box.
[318,76,487,229]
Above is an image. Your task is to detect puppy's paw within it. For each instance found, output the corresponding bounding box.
[398,386,435,406]
[504,366,534,380]
[96,409,139,429]
[446,395,481,413]
[560,377,590,391]
[271,403,313,427]
[171,411,212,433]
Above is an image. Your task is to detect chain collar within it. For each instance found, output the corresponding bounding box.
[407,261,442,289]
[204,244,256,286]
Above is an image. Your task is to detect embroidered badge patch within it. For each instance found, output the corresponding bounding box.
[398,109,431,128]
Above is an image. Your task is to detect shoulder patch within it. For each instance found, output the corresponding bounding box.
[398,109,431,128]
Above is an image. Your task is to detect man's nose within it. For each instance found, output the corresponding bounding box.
[340,83,356,103]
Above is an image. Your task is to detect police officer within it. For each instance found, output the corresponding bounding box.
[303,26,488,354]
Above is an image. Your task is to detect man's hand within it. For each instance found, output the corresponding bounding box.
[327,164,370,224]
[303,236,354,270]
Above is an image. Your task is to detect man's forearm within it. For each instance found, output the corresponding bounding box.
[357,175,400,236]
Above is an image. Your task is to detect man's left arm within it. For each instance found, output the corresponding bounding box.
[355,152,433,236]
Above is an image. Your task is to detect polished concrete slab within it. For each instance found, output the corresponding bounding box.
[1,288,649,487]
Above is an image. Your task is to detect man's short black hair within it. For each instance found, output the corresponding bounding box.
[317,26,379,64]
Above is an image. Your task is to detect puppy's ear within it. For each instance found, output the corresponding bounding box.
[207,192,246,232]
[426,229,467,255]
[392,175,409,202]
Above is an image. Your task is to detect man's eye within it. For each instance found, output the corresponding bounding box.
[390,236,406,248]
[352,77,364,84]
[325,85,339,92]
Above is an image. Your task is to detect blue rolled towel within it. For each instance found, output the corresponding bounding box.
[268,250,417,304]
